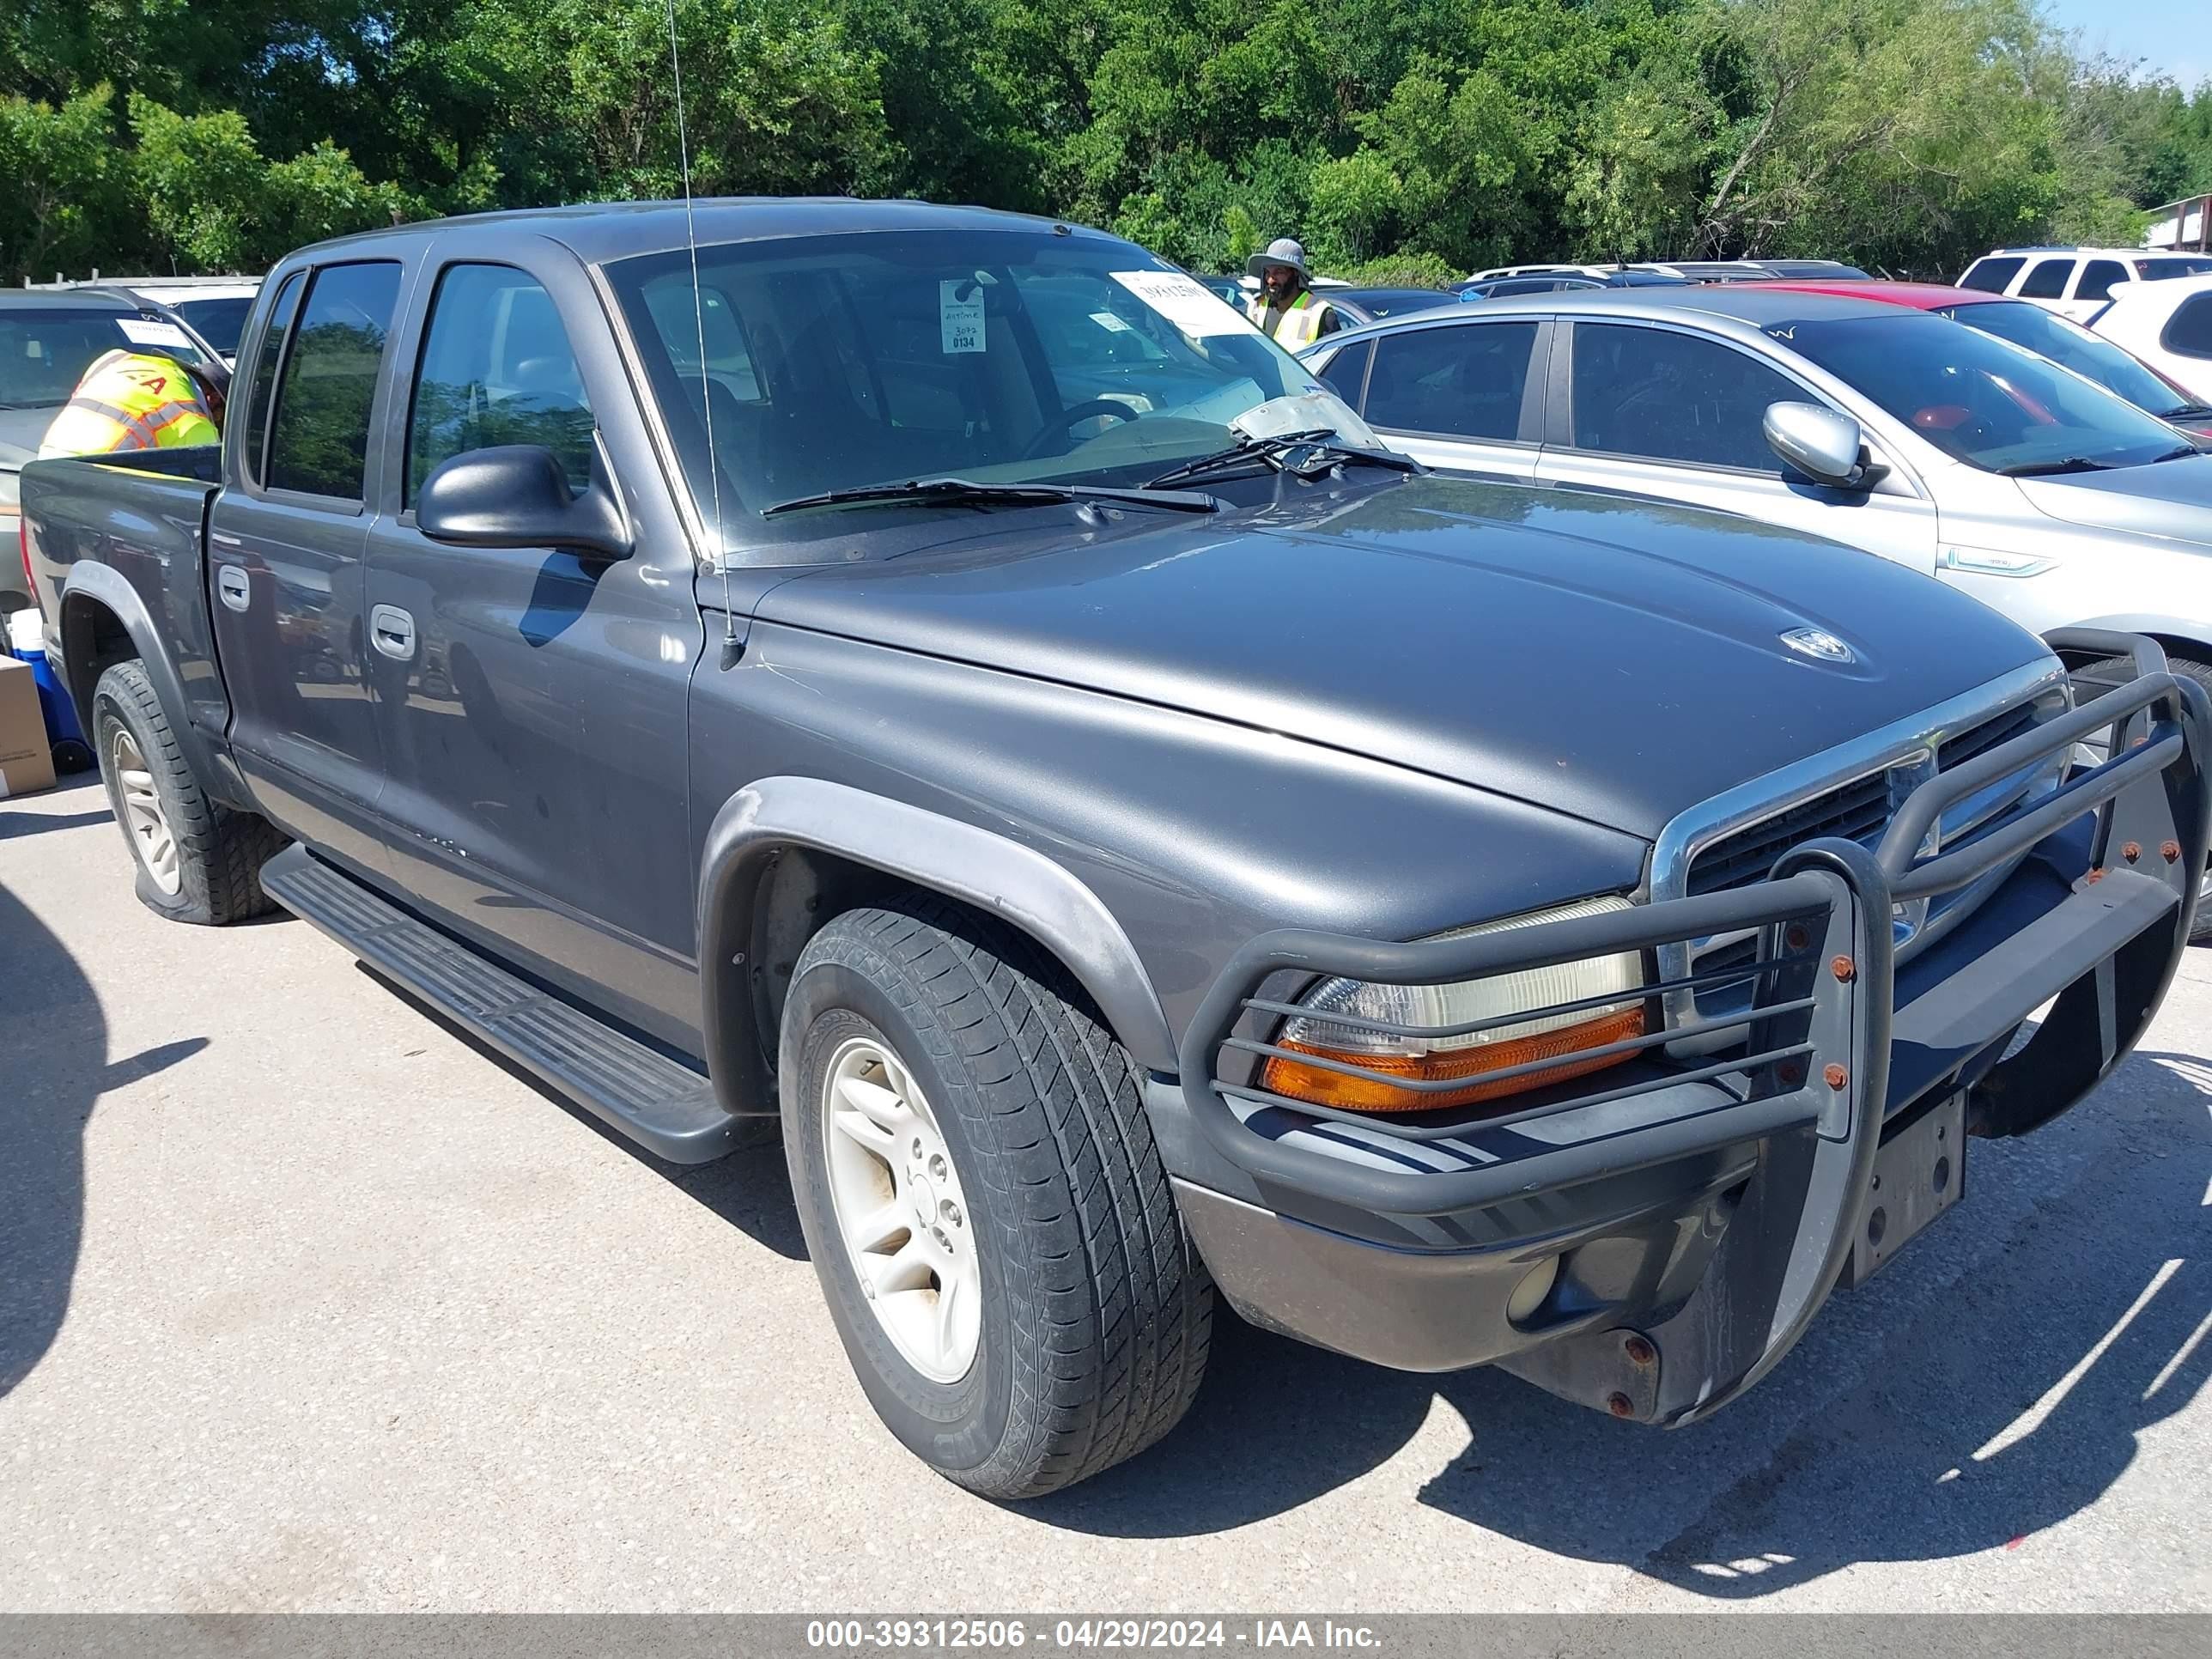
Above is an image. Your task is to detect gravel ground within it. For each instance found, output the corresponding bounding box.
[3,772,2209,1613]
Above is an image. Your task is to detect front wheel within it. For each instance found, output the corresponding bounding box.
[781,895,1212,1499]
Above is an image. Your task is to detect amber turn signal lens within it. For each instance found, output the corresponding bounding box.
[1260,1004,1645,1115]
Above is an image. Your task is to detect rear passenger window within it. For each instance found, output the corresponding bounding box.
[1958,257,2023,293]
[2018,258,2073,299]
[1569,323,1804,471]
[241,271,304,487]
[1316,340,1371,405]
[1366,323,1538,441]
[2074,260,2128,302]
[2164,294,2212,361]
[407,264,596,503]
[264,262,402,501]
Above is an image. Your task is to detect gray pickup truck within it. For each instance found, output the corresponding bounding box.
[20,199,2211,1498]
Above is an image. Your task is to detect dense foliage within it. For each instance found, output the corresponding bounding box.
[3,0,2209,285]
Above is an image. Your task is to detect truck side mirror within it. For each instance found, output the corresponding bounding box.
[1763,401,1886,491]
[416,444,633,561]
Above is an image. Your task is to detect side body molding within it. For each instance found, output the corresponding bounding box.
[696,777,1180,1114]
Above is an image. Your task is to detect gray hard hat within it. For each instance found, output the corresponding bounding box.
[1246,237,1313,280]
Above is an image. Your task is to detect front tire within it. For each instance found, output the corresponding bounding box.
[91,659,287,925]
[781,895,1212,1499]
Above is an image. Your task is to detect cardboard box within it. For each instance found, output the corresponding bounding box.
[0,653,58,798]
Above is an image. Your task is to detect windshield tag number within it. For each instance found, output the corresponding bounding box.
[939,281,986,355]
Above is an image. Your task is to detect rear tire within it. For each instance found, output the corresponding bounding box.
[781,893,1212,1499]
[91,659,287,925]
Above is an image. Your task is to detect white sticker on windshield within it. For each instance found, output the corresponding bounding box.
[939,280,986,354]
[1090,310,1133,333]
[1109,270,1255,337]
[118,319,191,350]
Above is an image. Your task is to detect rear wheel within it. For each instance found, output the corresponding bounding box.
[781,894,1212,1498]
[92,660,287,925]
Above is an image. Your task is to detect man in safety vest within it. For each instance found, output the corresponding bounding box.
[1244,237,1344,349]
[39,348,223,459]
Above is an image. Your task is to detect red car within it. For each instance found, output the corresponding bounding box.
[1762,280,2212,440]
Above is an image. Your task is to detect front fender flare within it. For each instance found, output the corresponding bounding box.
[696,778,1178,1114]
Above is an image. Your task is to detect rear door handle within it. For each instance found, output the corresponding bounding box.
[216,564,251,612]
[370,603,416,661]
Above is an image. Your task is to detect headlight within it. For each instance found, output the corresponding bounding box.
[1261,895,1646,1115]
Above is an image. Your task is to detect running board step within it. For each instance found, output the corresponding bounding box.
[260,844,741,1164]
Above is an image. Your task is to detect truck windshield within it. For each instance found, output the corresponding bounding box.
[1779,311,2192,473]
[0,308,204,410]
[1938,299,2198,420]
[604,229,1366,536]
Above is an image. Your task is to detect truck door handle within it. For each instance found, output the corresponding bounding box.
[216,564,251,612]
[370,604,416,661]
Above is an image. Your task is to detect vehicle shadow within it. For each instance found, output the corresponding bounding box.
[0,808,112,841]
[357,963,805,1260]
[1040,1046,2212,1599]
[0,875,207,1396]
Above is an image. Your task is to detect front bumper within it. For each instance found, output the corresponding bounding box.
[1171,635,2211,1424]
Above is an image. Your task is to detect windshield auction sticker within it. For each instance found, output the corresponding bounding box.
[117,319,194,350]
[939,280,986,353]
[1109,270,1255,337]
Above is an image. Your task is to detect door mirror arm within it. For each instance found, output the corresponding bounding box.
[416,441,634,560]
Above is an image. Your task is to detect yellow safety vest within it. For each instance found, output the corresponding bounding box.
[40,350,221,459]
[1246,289,1331,349]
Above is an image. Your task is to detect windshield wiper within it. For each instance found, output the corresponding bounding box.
[2148,443,2204,464]
[1997,455,2120,477]
[1144,429,1421,491]
[761,477,1219,519]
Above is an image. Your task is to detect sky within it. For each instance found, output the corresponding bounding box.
[2044,0,2210,95]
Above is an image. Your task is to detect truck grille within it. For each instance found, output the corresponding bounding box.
[1686,701,2047,897]
[1686,772,1891,896]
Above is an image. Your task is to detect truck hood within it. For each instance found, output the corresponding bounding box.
[2015,453,2212,549]
[757,476,2051,840]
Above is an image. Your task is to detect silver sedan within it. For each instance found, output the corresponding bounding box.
[1298,286,2212,676]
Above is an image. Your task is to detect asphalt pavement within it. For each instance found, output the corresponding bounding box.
[4,772,2210,1613]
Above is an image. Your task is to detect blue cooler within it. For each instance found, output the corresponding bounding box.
[7,612,93,773]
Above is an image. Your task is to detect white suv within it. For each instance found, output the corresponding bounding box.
[1958,246,2212,322]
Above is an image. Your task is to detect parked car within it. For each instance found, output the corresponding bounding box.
[1,289,221,614]
[1763,279,2212,440]
[2089,272,2212,410]
[1743,259,1872,280]
[1300,287,2212,932]
[1321,285,1460,325]
[1956,246,2212,322]
[1457,270,1687,300]
[21,201,2209,1499]
[123,278,263,364]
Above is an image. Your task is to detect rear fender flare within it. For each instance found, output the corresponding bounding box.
[697,777,1176,1115]
[56,561,231,797]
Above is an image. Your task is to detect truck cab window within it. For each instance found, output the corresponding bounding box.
[264,261,401,501]
[408,264,597,503]
[241,271,304,487]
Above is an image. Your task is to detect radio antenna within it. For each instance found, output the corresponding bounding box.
[665,0,735,651]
